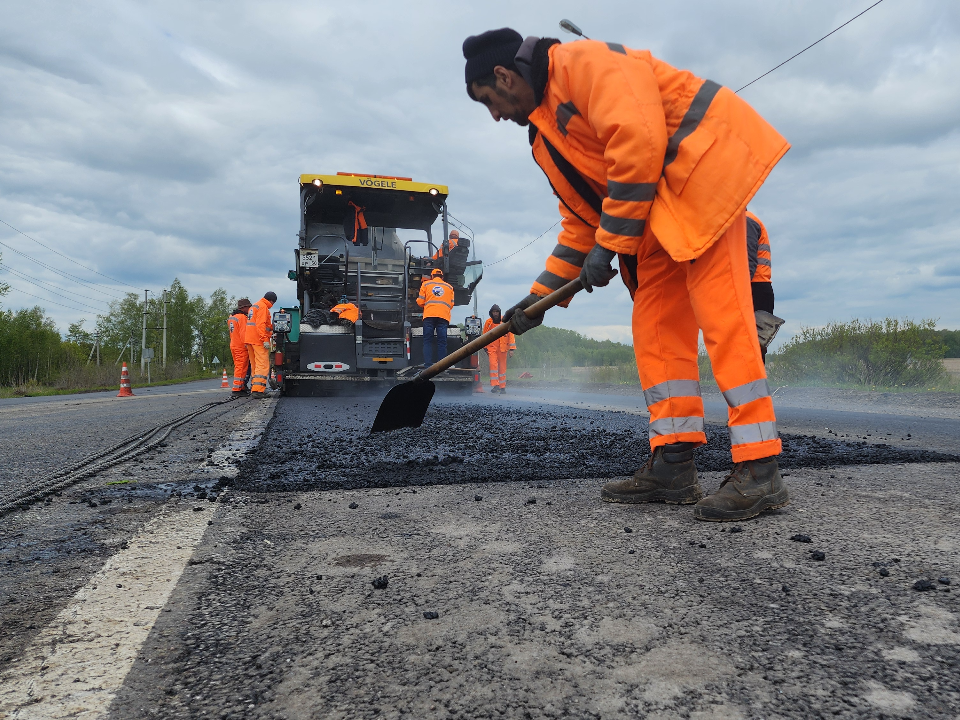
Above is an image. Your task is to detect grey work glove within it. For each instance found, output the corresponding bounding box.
[755,310,785,348]
[579,245,618,292]
[504,293,544,335]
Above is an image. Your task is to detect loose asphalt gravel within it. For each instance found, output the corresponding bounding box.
[2,384,959,719]
[236,395,959,493]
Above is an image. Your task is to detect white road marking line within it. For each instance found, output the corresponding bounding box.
[0,398,276,720]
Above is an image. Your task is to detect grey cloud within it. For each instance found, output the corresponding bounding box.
[1,0,958,340]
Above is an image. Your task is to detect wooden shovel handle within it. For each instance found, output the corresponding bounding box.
[415,278,583,383]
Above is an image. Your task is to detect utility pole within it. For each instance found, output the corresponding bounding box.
[162,289,168,368]
[141,289,149,374]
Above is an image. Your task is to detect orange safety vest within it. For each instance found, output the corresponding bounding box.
[432,236,459,259]
[525,40,789,299]
[746,211,771,283]
[228,312,248,351]
[346,201,368,245]
[482,318,516,353]
[244,298,274,345]
[417,278,454,321]
[331,302,360,324]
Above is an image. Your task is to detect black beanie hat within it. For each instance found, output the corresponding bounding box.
[463,28,523,86]
[264,291,277,303]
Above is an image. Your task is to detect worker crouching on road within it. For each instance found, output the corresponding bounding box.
[245,291,276,398]
[417,268,454,366]
[228,298,252,396]
[483,304,515,393]
[465,28,790,522]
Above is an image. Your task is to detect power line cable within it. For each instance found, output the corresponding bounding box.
[0,262,113,307]
[3,281,100,315]
[735,0,886,93]
[0,239,128,300]
[486,220,561,267]
[0,218,141,289]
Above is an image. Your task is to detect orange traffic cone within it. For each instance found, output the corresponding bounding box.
[117,362,135,397]
[221,368,230,388]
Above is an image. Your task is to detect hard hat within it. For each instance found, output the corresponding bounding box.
[431,268,444,277]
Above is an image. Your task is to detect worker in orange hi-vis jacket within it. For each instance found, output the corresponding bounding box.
[433,229,460,259]
[464,28,791,522]
[245,292,276,398]
[417,268,454,366]
[228,298,252,396]
[482,304,515,393]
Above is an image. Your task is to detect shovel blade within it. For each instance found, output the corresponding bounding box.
[370,380,436,433]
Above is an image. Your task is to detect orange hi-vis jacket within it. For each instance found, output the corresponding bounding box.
[331,302,360,324]
[228,312,248,352]
[482,318,516,353]
[244,298,274,345]
[746,211,771,283]
[526,40,790,300]
[417,278,454,322]
[433,236,459,259]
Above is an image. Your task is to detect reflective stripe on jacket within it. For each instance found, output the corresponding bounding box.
[417,279,454,321]
[482,318,516,353]
[228,313,248,351]
[244,298,274,345]
[526,40,790,298]
[746,211,771,283]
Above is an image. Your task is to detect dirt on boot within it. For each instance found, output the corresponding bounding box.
[601,443,703,504]
[693,456,790,522]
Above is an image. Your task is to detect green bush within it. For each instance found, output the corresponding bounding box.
[512,325,635,369]
[938,329,960,358]
[767,318,946,388]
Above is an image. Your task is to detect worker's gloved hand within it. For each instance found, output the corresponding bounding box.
[263,341,270,349]
[579,245,618,292]
[504,294,544,335]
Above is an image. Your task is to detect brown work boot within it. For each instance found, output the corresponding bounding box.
[693,456,790,522]
[601,442,703,504]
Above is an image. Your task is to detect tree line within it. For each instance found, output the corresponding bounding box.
[0,275,238,387]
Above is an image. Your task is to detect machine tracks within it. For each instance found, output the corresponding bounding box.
[0,395,253,515]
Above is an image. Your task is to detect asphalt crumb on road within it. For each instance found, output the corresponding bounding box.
[236,400,959,493]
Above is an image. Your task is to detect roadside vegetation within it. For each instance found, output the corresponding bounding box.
[510,319,959,392]
[0,278,238,397]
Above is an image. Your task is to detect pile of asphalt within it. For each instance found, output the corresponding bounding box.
[236,400,959,493]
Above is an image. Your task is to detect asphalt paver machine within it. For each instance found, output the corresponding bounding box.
[273,172,484,396]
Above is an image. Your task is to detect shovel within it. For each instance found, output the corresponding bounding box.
[371,278,584,433]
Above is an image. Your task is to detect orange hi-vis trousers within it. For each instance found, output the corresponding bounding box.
[632,212,781,463]
[487,348,508,388]
[231,346,249,392]
[246,343,270,394]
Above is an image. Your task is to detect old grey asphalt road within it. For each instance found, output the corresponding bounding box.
[2,386,958,719]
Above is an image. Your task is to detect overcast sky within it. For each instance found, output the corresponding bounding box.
[1,0,958,347]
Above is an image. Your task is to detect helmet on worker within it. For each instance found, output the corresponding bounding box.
[431,268,444,278]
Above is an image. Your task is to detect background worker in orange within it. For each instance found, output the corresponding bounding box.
[417,268,454,366]
[432,229,460,259]
[245,291,276,398]
[464,28,791,522]
[483,304,515,393]
[746,211,776,362]
[228,298,252,396]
